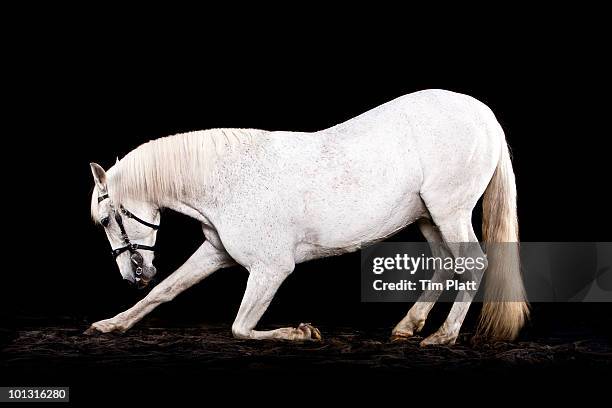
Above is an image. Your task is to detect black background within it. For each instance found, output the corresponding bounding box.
[2,11,611,401]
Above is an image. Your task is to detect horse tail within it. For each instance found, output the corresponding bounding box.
[477,134,529,341]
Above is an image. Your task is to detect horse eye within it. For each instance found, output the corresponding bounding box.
[100,217,110,227]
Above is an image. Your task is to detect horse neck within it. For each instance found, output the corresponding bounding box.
[111,128,267,221]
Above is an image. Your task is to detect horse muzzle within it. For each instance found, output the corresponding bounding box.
[130,252,157,289]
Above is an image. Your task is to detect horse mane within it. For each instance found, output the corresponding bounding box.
[91,128,264,220]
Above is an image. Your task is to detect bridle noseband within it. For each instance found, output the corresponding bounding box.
[98,193,159,279]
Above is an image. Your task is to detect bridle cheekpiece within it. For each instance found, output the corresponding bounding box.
[98,193,159,281]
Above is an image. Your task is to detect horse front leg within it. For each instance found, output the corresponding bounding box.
[84,241,234,334]
[230,262,321,341]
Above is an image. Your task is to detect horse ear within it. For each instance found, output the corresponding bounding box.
[116,156,120,165]
[90,162,107,192]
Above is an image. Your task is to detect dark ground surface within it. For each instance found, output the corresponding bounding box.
[0,316,610,404]
[3,324,612,374]
[2,307,611,404]
[2,319,611,402]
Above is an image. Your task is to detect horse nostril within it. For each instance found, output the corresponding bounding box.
[130,252,144,266]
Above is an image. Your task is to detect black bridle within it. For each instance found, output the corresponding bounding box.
[98,193,159,279]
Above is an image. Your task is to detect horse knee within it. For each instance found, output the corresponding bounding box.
[231,323,251,339]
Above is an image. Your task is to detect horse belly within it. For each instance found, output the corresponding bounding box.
[294,146,426,263]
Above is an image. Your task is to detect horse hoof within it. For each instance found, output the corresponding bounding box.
[298,323,322,341]
[420,332,457,347]
[83,326,102,336]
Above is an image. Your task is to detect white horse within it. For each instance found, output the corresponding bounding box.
[87,89,528,346]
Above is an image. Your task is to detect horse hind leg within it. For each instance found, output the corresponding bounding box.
[391,218,453,341]
[419,214,487,346]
